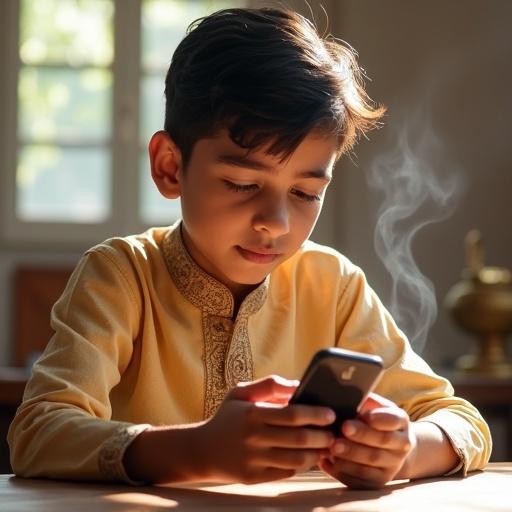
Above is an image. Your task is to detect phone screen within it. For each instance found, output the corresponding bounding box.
[289,348,383,435]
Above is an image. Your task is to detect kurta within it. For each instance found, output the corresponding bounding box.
[8,223,491,482]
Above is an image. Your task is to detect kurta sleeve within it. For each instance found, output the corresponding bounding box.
[335,264,492,475]
[7,245,151,482]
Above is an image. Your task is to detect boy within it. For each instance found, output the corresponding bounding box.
[8,7,490,489]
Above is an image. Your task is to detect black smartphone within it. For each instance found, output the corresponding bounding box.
[289,348,384,435]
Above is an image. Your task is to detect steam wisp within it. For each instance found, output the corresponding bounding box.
[368,113,462,353]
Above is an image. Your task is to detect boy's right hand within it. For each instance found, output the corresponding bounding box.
[192,375,336,484]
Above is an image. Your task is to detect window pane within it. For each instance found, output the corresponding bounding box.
[140,73,165,142]
[16,145,111,222]
[18,67,112,142]
[20,0,114,66]
[139,151,180,225]
[141,0,204,71]
[141,0,244,71]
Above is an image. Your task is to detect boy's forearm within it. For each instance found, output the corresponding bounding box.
[398,421,460,480]
[123,423,206,484]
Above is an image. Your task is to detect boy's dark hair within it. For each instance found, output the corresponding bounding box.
[164,7,384,166]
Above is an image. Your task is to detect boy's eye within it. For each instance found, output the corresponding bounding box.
[223,180,258,193]
[223,180,321,202]
[292,189,321,202]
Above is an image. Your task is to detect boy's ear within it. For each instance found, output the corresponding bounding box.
[148,131,183,199]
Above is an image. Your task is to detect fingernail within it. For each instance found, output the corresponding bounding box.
[333,442,346,455]
[325,410,336,423]
[344,422,357,436]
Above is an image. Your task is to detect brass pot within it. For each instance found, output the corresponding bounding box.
[445,231,512,378]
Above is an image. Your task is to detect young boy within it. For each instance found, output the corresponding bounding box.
[8,7,490,489]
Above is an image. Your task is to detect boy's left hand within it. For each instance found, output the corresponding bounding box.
[319,393,415,489]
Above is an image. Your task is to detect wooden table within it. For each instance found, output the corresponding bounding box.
[1,463,511,511]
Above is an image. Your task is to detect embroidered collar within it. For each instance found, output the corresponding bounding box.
[163,223,268,318]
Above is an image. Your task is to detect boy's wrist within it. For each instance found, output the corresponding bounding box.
[123,423,208,484]
[396,421,459,480]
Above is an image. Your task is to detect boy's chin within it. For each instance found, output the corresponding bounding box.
[225,269,271,289]
[229,274,268,287]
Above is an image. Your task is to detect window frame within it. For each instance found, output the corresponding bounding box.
[0,0,161,246]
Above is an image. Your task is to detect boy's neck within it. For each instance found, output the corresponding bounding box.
[178,224,264,319]
[232,283,260,319]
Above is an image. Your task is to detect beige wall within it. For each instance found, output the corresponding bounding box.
[316,0,512,367]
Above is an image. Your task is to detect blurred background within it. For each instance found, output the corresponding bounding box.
[0,0,511,469]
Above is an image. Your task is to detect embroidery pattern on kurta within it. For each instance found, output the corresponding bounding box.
[99,424,150,481]
[163,225,268,418]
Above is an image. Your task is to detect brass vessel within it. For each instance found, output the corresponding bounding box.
[445,230,512,378]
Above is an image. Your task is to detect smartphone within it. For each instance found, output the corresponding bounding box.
[289,348,384,435]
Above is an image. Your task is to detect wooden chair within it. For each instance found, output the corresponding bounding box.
[0,266,73,405]
[12,267,73,368]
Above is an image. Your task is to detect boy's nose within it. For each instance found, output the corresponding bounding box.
[252,196,290,237]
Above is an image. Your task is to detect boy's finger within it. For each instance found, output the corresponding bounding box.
[360,408,409,431]
[330,435,406,470]
[321,456,389,490]
[251,424,334,449]
[263,447,322,471]
[229,375,299,403]
[359,392,397,414]
[257,403,335,427]
[340,419,411,450]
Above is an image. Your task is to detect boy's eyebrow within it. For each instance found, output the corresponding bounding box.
[216,154,332,181]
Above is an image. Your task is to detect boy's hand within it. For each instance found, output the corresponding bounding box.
[194,375,336,484]
[319,393,415,489]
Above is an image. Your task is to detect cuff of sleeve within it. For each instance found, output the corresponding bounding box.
[416,411,469,477]
[98,423,152,484]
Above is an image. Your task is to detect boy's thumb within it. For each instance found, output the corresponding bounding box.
[359,392,397,414]
[229,375,299,403]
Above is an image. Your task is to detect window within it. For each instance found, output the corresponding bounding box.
[17,0,114,224]
[1,0,246,245]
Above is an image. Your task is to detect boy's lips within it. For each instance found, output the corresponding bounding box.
[236,246,282,264]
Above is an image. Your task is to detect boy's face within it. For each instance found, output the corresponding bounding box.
[154,129,337,300]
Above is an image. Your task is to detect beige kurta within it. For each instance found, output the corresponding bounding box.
[8,224,491,482]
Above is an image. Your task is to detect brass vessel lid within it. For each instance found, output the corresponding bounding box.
[464,230,512,285]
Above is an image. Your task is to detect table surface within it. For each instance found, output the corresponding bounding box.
[1,463,511,512]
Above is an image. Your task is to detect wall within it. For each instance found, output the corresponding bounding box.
[1,0,511,371]
[328,0,512,368]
